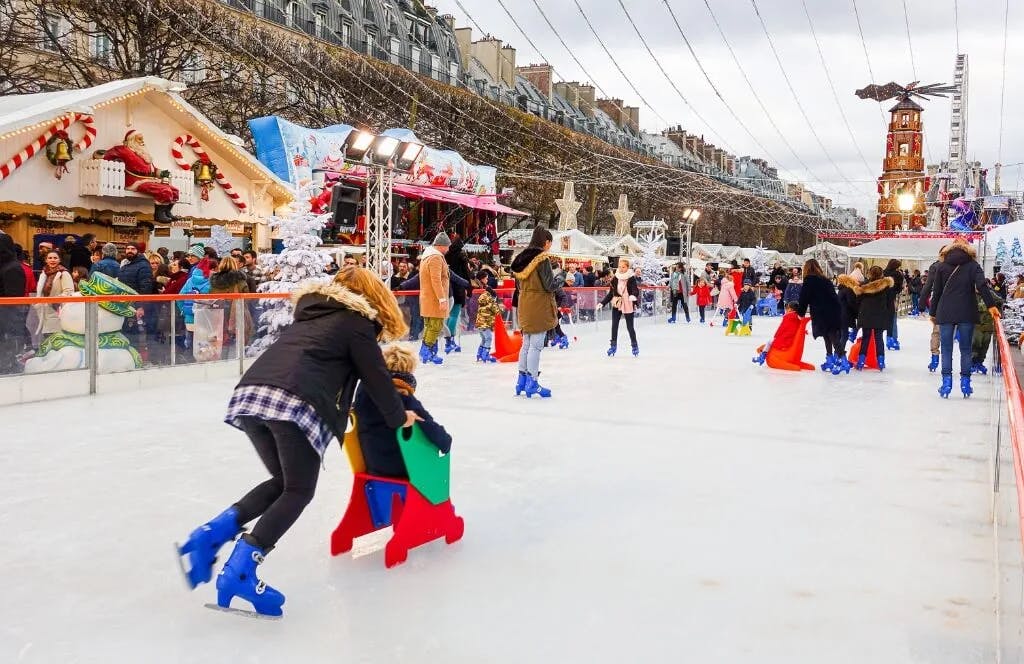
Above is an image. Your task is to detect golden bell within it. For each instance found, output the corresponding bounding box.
[197,163,213,183]
[54,140,71,162]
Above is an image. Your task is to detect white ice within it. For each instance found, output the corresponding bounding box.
[0,316,999,663]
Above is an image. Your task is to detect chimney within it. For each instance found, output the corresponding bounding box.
[596,98,625,128]
[454,27,473,69]
[499,44,516,88]
[624,106,639,132]
[576,84,595,116]
[517,63,553,98]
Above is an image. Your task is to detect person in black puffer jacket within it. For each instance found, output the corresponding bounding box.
[175,267,418,618]
[355,343,451,479]
[883,258,905,350]
[0,234,27,373]
[835,274,860,356]
[853,266,893,370]
[928,240,1000,397]
[797,258,842,371]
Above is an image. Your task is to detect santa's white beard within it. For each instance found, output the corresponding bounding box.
[128,139,153,165]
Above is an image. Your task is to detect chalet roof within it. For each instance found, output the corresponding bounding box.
[0,77,292,204]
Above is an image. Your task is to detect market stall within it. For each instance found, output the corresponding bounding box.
[0,77,291,257]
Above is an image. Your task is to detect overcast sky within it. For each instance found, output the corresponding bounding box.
[432,0,1022,221]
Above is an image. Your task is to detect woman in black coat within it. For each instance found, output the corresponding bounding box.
[853,266,893,370]
[883,258,905,350]
[796,259,843,371]
[928,240,1000,397]
[176,267,418,618]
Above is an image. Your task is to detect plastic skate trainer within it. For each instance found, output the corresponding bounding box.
[754,316,814,371]
[491,315,523,363]
[848,335,881,370]
[331,416,464,568]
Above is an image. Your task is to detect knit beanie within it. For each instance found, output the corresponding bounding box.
[432,232,451,247]
[188,244,205,259]
[102,242,118,258]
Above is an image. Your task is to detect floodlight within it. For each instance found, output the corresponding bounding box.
[394,141,424,171]
[344,129,374,160]
[369,135,401,165]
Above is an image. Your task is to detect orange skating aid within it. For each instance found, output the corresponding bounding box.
[755,316,814,371]
[849,335,881,370]
[492,315,522,362]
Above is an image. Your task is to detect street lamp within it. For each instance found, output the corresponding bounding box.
[897,190,915,229]
[679,207,701,286]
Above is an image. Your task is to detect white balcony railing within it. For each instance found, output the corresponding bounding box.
[80,159,195,205]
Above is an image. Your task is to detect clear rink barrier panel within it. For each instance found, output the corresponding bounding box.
[0,285,672,381]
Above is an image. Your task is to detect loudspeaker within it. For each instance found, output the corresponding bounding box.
[330,184,361,228]
[666,237,681,257]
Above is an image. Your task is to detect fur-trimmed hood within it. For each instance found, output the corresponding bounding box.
[291,280,379,323]
[209,269,248,293]
[836,274,859,290]
[943,242,977,266]
[854,276,894,296]
[511,249,550,280]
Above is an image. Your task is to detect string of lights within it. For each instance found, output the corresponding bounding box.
[850,0,889,127]
[799,0,874,179]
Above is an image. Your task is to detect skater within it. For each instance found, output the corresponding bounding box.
[834,274,860,374]
[668,262,691,323]
[417,232,451,364]
[753,301,802,365]
[908,269,923,315]
[510,226,559,397]
[849,261,866,285]
[853,266,893,371]
[176,266,418,617]
[920,246,945,372]
[473,277,503,362]
[970,294,1001,375]
[928,240,1000,398]
[796,259,843,372]
[691,276,712,323]
[598,258,640,356]
[716,272,737,327]
[354,343,452,479]
[883,259,904,350]
[737,281,756,330]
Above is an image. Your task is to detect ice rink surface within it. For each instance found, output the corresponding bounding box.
[0,315,1000,663]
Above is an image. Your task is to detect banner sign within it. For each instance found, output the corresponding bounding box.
[248,117,497,195]
[111,214,137,227]
[171,218,194,230]
[45,206,74,223]
[224,222,245,233]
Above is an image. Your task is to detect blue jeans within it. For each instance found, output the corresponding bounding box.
[888,314,898,341]
[479,328,493,349]
[939,322,974,377]
[517,332,546,377]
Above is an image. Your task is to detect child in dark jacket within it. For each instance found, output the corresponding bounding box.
[753,301,801,364]
[354,343,452,479]
[737,281,756,328]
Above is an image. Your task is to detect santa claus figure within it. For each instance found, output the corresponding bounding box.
[103,130,179,222]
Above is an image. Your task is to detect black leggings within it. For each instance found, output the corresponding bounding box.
[822,329,843,357]
[859,327,885,360]
[611,309,638,347]
[233,417,321,550]
[671,293,690,319]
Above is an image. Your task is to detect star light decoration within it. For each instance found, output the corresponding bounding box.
[611,193,635,237]
[555,180,582,231]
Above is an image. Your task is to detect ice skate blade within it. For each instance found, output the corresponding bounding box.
[204,602,282,620]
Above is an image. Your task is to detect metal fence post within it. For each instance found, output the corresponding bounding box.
[85,302,98,394]
[236,299,245,375]
[169,300,176,366]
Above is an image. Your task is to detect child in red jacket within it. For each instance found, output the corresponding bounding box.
[690,277,712,324]
[753,302,802,365]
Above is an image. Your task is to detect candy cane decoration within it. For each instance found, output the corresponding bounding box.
[0,113,95,181]
[171,134,247,211]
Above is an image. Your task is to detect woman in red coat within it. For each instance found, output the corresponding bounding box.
[690,277,713,323]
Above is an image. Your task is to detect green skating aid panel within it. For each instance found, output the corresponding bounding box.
[397,423,450,505]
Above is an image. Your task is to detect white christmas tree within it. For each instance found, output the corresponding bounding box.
[1012,238,1023,263]
[633,222,667,286]
[209,225,235,259]
[996,238,1008,266]
[751,245,768,283]
[246,188,332,356]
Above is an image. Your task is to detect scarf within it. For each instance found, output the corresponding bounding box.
[42,263,67,296]
[392,371,417,396]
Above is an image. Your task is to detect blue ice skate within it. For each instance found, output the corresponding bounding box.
[524,373,552,398]
[848,329,857,343]
[632,344,639,357]
[607,344,617,357]
[938,375,953,398]
[820,354,835,372]
[444,337,461,354]
[855,356,866,371]
[927,354,939,373]
[753,351,767,365]
[877,357,886,372]
[831,355,851,375]
[961,375,973,398]
[667,316,676,324]
[557,334,569,349]
[177,507,241,589]
[211,536,284,619]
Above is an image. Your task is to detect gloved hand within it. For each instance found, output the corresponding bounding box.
[990,306,1001,320]
[596,303,604,311]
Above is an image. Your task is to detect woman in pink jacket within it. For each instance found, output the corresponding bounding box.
[716,277,737,327]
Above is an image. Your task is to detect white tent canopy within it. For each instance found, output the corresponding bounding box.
[846,238,949,262]
[985,221,1024,251]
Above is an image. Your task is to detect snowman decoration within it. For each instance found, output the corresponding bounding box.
[24,272,142,374]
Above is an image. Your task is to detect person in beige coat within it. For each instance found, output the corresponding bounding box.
[417,232,451,364]
[32,249,76,343]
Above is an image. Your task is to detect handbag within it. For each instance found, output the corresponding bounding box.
[611,296,622,310]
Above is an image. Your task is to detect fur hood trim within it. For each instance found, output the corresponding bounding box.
[512,251,550,280]
[836,274,859,290]
[291,280,378,320]
[854,276,894,296]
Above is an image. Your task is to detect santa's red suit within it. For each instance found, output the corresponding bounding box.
[103,133,179,205]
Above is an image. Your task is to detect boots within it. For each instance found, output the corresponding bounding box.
[153,203,176,223]
[607,344,617,357]
[927,354,939,372]
[831,355,852,375]
[214,535,285,618]
[524,373,552,398]
[960,375,973,398]
[419,342,442,365]
[515,371,528,396]
[938,375,953,398]
[178,506,241,589]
